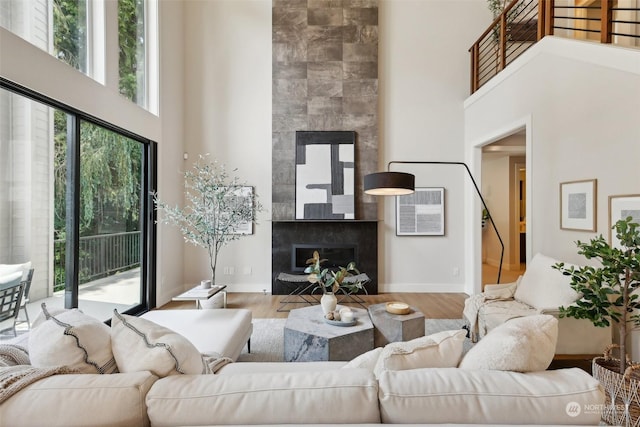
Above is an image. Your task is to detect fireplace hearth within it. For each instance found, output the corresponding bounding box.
[291,243,357,273]
[272,221,378,295]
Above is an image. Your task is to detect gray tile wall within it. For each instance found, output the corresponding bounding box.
[272,0,378,220]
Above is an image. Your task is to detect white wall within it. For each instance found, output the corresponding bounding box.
[155,0,186,306]
[181,0,272,292]
[465,36,640,357]
[378,0,492,292]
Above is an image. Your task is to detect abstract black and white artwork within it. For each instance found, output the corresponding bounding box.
[295,131,355,220]
[396,187,445,236]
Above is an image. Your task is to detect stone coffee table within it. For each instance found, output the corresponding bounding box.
[284,305,374,362]
[367,302,425,347]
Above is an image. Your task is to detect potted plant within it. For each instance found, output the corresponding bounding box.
[553,217,640,425]
[304,251,367,314]
[154,155,262,289]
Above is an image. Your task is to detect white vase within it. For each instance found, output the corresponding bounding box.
[320,293,337,314]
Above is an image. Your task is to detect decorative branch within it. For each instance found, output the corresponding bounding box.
[153,155,263,285]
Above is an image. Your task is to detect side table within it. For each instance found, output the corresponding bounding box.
[172,284,227,309]
[367,303,425,347]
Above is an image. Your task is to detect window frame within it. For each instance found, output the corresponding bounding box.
[0,76,157,315]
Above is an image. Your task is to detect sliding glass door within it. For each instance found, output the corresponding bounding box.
[1,84,155,321]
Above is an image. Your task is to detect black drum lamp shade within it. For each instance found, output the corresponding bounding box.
[364,172,415,196]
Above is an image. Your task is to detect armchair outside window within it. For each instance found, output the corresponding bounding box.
[0,272,25,337]
[16,268,34,329]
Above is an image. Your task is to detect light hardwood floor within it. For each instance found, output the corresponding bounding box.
[159,292,467,319]
[158,263,524,319]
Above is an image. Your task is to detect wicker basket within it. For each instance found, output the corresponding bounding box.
[592,345,640,427]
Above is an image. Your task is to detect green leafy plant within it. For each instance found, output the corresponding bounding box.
[487,0,509,18]
[153,155,263,285]
[304,251,367,295]
[553,217,640,373]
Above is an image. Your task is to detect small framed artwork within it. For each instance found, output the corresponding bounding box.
[608,194,640,247]
[229,186,254,235]
[396,187,445,236]
[560,179,597,231]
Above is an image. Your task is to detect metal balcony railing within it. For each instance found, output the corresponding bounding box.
[470,0,640,94]
[53,231,141,291]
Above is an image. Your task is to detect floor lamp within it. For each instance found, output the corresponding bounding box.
[364,161,504,284]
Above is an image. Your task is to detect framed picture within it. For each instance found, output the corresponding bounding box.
[560,179,597,231]
[396,187,445,236]
[295,131,356,220]
[229,186,254,235]
[609,194,640,247]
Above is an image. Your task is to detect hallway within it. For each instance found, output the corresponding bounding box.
[482,263,525,288]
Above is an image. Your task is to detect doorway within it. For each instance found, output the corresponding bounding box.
[481,132,526,287]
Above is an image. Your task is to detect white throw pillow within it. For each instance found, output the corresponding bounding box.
[513,253,579,310]
[373,329,467,378]
[342,347,383,370]
[29,303,117,374]
[459,314,558,372]
[0,261,31,280]
[111,310,209,377]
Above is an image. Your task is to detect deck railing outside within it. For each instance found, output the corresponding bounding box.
[470,0,640,94]
[53,231,141,291]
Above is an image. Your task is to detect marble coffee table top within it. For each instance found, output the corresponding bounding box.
[285,304,373,337]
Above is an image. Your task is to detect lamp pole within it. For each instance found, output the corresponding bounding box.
[385,161,504,284]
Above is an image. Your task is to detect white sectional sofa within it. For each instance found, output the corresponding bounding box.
[1,362,603,426]
[0,305,606,426]
[146,363,602,426]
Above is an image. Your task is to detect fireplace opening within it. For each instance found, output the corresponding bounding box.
[291,243,357,273]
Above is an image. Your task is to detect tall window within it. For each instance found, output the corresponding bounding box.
[53,0,88,73]
[118,0,146,106]
[1,84,155,321]
[0,0,158,113]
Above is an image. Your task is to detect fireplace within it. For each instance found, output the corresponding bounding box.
[272,221,378,295]
[291,243,358,273]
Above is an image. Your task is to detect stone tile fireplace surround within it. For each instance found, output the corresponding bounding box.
[271,1,380,294]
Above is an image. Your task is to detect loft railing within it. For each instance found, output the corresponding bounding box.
[54,231,141,291]
[470,0,640,94]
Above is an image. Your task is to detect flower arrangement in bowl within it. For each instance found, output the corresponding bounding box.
[304,250,366,315]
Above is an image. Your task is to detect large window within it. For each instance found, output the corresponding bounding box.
[0,83,156,321]
[119,0,146,106]
[53,0,88,73]
[0,0,158,112]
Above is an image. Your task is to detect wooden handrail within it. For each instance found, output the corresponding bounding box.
[469,0,639,94]
[601,0,612,44]
[469,0,524,50]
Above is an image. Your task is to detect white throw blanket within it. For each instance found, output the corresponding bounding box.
[463,279,522,337]
[0,344,77,404]
[462,294,486,337]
